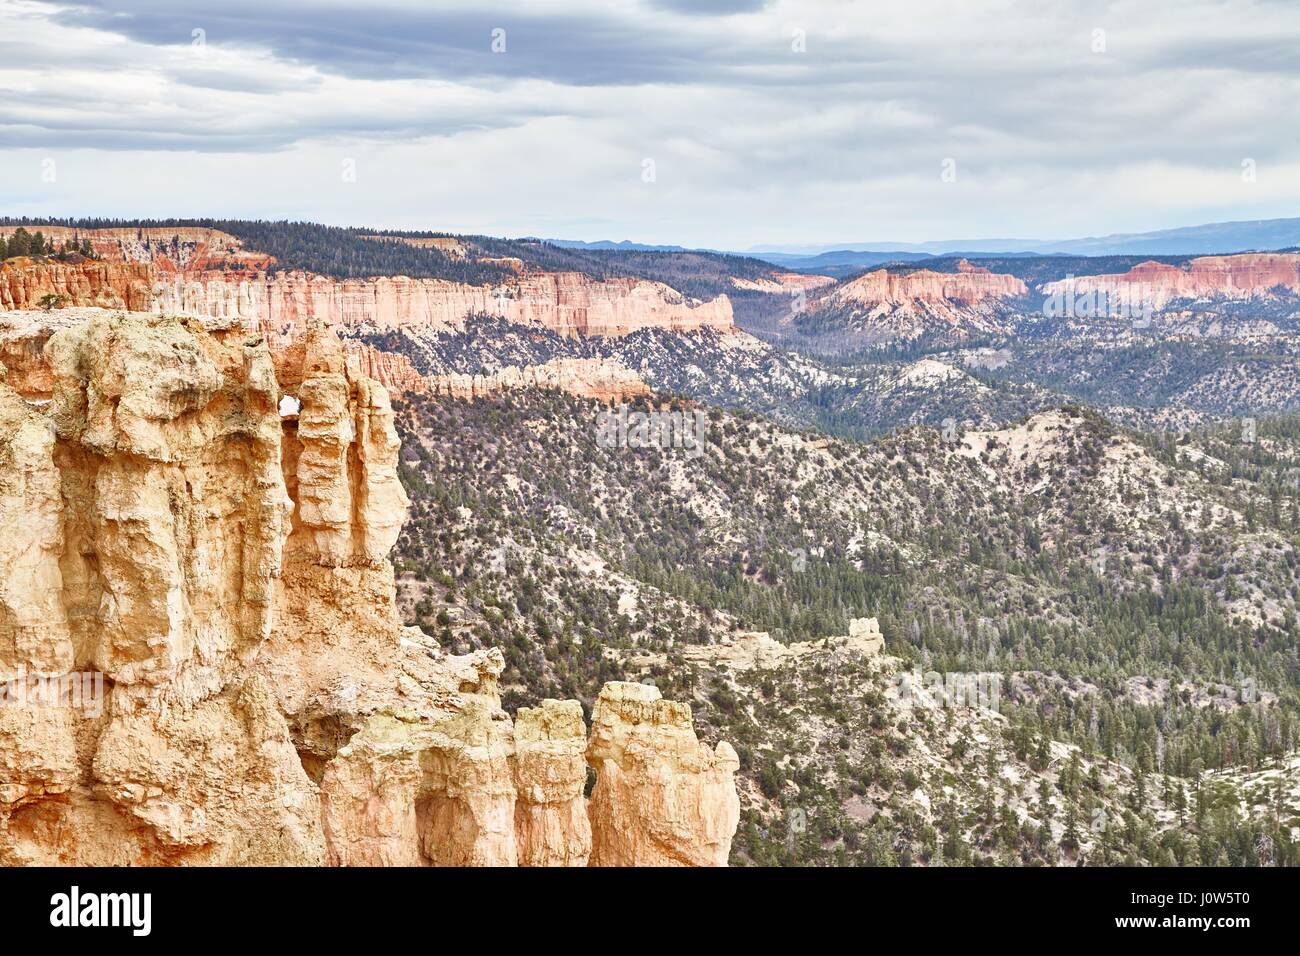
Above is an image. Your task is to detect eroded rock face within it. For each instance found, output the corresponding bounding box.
[275,323,409,568]
[316,646,594,868]
[586,683,740,867]
[44,314,289,697]
[808,267,1028,344]
[1041,254,1300,310]
[155,271,735,340]
[825,267,1028,309]
[0,377,69,676]
[318,644,519,867]
[513,700,592,867]
[346,342,429,395]
[0,259,153,313]
[2,227,734,341]
[0,312,739,866]
[1,313,312,864]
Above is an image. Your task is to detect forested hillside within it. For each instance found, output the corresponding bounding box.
[388,386,1300,865]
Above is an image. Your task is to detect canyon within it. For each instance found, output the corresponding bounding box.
[0,312,739,866]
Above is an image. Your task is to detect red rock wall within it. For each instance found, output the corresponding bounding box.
[1041,254,1300,308]
[0,258,153,312]
[152,270,734,339]
[825,267,1028,308]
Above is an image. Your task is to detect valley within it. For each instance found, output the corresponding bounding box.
[2,217,1298,867]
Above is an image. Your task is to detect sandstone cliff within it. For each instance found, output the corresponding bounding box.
[1040,253,1300,310]
[0,313,738,866]
[808,266,1027,344]
[586,682,740,866]
[2,254,733,341]
[153,269,734,339]
[345,342,429,394]
[824,267,1028,308]
[0,258,153,313]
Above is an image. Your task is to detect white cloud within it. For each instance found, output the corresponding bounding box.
[1,0,1298,247]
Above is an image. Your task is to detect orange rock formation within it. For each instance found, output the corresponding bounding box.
[153,270,733,338]
[1040,254,1300,309]
[0,258,153,312]
[825,267,1027,308]
[0,313,738,866]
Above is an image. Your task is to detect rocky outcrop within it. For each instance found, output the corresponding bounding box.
[0,376,68,676]
[825,267,1027,308]
[428,357,651,402]
[0,312,738,866]
[345,342,428,394]
[0,320,60,401]
[0,258,153,312]
[1041,254,1300,310]
[731,272,835,293]
[316,645,520,867]
[586,682,740,867]
[2,254,733,341]
[805,266,1027,345]
[0,313,315,864]
[680,617,884,671]
[276,324,409,567]
[513,700,592,866]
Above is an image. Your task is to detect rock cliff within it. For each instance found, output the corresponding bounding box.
[586,683,740,866]
[2,253,733,341]
[153,270,734,339]
[1040,253,1300,310]
[806,266,1027,344]
[0,313,738,866]
[345,342,429,394]
[0,258,153,312]
[825,267,1028,308]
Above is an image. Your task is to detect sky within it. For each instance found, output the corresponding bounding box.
[1,0,1298,250]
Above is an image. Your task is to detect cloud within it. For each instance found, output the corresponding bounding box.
[55,0,783,85]
[2,0,1299,246]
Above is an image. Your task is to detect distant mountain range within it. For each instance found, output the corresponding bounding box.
[538,238,693,253]
[546,216,1300,276]
[747,216,1300,257]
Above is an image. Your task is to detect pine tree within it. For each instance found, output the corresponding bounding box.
[8,227,30,257]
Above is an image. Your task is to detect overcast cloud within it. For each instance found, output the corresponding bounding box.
[1,0,1298,248]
